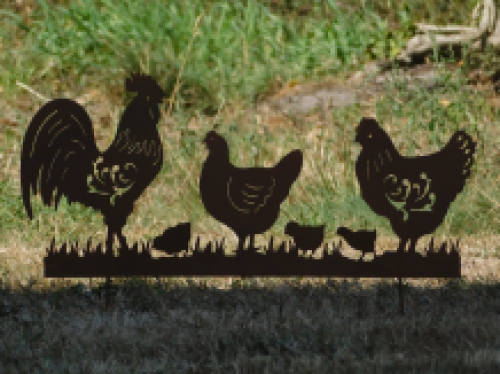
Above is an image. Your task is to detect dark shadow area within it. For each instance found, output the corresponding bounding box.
[0,277,499,372]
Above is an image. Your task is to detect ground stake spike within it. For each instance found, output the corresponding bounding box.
[399,277,404,316]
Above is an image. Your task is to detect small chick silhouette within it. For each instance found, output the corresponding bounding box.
[336,226,376,261]
[153,222,191,255]
[285,221,325,255]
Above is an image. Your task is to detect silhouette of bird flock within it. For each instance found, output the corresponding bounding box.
[21,73,477,266]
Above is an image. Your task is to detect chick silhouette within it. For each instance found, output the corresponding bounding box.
[153,222,191,255]
[336,226,376,261]
[285,221,325,255]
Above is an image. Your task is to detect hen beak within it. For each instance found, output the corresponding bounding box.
[355,131,360,143]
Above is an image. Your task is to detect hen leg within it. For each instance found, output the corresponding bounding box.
[397,238,408,253]
[249,235,256,251]
[408,238,418,254]
[237,235,247,252]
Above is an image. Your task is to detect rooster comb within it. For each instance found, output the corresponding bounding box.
[126,72,165,100]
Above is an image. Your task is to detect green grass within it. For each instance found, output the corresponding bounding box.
[0,0,426,108]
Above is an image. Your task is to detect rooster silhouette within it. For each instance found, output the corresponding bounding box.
[21,73,165,254]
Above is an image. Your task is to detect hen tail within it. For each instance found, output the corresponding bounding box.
[444,130,476,179]
[274,149,303,187]
[21,99,99,219]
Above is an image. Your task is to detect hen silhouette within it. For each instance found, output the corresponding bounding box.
[21,73,165,255]
[200,131,303,252]
[355,117,476,253]
[284,221,325,255]
[336,226,376,260]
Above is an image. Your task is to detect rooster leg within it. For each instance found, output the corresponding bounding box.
[117,228,128,250]
[106,228,114,256]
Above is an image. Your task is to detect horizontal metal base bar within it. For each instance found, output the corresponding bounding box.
[44,251,460,278]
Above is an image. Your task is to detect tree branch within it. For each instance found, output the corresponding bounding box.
[396,0,497,63]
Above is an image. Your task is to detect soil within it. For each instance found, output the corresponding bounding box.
[262,61,495,115]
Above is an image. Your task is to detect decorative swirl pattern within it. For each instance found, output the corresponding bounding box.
[87,156,137,206]
[383,172,436,221]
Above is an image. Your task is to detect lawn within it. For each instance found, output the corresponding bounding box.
[0,0,499,372]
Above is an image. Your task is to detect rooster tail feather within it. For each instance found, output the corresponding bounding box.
[20,98,99,217]
[21,175,34,220]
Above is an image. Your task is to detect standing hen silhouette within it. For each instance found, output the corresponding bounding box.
[355,117,476,253]
[200,131,303,252]
[21,73,165,255]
